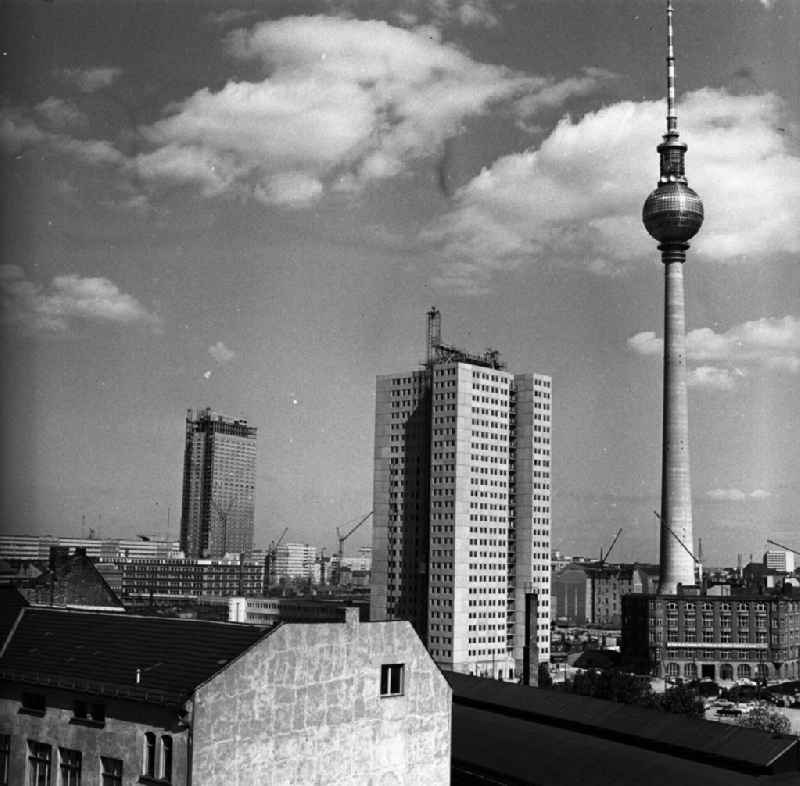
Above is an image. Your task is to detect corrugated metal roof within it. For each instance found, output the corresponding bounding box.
[453,704,789,786]
[447,673,798,774]
[0,607,266,705]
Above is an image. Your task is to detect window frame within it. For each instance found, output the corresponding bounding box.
[380,663,405,697]
[100,756,123,786]
[27,740,51,786]
[58,747,82,786]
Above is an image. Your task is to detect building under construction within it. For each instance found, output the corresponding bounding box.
[370,308,553,680]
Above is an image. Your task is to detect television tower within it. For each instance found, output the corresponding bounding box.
[642,2,704,594]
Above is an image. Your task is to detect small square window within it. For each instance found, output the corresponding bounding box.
[20,692,46,716]
[380,664,405,697]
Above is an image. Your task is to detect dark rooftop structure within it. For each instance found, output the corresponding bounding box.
[0,606,265,707]
[12,546,125,611]
[447,673,800,785]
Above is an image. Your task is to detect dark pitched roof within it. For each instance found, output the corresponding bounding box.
[0,607,266,706]
[446,673,798,776]
[18,550,124,610]
[453,704,793,786]
[0,585,28,644]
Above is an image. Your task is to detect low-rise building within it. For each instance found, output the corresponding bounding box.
[621,589,800,681]
[0,607,450,785]
[118,556,266,599]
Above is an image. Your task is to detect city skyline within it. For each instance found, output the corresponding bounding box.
[1,0,799,565]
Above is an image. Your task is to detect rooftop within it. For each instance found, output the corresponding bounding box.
[447,673,799,780]
[0,607,266,707]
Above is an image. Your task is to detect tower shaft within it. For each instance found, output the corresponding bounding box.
[659,245,694,592]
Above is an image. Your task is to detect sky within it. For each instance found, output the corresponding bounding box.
[1,0,798,566]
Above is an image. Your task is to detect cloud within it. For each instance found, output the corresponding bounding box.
[392,0,500,29]
[208,341,236,364]
[514,68,616,120]
[204,9,259,26]
[129,15,533,203]
[0,108,47,154]
[425,89,800,291]
[0,265,161,334]
[0,105,124,166]
[628,315,800,388]
[706,488,771,502]
[687,366,740,391]
[35,98,87,128]
[58,67,123,93]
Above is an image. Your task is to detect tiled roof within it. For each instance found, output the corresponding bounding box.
[447,673,798,775]
[0,607,266,706]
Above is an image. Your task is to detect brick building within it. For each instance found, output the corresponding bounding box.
[621,589,800,681]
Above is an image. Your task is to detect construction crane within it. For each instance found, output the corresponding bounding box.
[265,527,289,589]
[766,538,800,556]
[335,511,373,585]
[653,511,703,584]
[598,528,623,564]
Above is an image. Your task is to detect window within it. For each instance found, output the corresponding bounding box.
[665,662,680,677]
[59,748,81,786]
[71,700,105,727]
[0,735,9,786]
[737,664,751,678]
[21,692,46,716]
[100,757,122,786]
[143,733,156,778]
[27,741,51,786]
[160,736,172,783]
[380,663,405,697]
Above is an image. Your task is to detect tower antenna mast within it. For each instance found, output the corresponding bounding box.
[643,1,704,595]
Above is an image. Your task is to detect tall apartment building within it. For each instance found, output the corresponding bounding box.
[371,310,552,679]
[180,408,257,558]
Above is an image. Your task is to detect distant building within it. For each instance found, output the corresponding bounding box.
[227,595,369,626]
[272,542,318,582]
[118,556,266,600]
[622,590,800,681]
[0,534,181,562]
[371,309,552,679]
[765,550,795,574]
[180,407,257,558]
[0,607,451,785]
[552,562,659,627]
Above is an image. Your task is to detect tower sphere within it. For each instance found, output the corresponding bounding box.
[642,181,704,244]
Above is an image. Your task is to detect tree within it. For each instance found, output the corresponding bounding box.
[737,704,792,736]
[654,683,705,719]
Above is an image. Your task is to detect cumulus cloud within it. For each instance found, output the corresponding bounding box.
[706,488,771,502]
[628,315,800,388]
[208,341,236,364]
[58,66,123,93]
[0,265,160,334]
[425,89,800,291]
[129,15,534,204]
